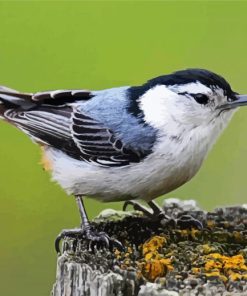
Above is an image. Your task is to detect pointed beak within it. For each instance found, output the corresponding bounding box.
[218,94,247,110]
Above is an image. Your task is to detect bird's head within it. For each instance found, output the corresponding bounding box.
[134,69,246,131]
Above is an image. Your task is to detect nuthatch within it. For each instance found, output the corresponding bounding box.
[0,69,245,251]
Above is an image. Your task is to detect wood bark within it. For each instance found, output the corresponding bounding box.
[51,199,247,296]
[51,250,178,296]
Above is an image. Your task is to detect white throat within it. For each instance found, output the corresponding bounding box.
[138,83,236,175]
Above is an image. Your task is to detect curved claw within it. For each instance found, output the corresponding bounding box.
[176,215,203,229]
[99,233,110,248]
[112,238,124,251]
[89,232,110,249]
[88,232,123,251]
[55,229,80,254]
[55,234,63,254]
[55,228,123,254]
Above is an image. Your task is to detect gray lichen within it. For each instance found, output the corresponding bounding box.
[51,198,247,296]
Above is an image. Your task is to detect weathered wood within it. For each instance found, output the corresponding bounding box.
[51,252,178,296]
[51,199,247,296]
[52,254,128,296]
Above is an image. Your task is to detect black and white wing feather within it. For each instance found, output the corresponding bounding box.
[71,109,143,166]
[0,89,148,167]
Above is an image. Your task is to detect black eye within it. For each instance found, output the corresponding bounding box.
[192,94,209,105]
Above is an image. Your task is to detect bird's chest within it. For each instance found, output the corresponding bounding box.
[140,132,211,200]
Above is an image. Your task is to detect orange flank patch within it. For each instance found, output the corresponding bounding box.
[40,146,53,172]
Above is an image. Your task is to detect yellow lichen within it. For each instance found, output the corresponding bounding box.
[127,246,133,254]
[177,228,201,240]
[192,267,201,274]
[202,244,215,255]
[114,249,121,260]
[190,228,200,239]
[233,231,244,243]
[205,260,222,270]
[205,271,228,282]
[178,229,190,238]
[228,271,243,281]
[142,258,173,281]
[138,235,173,281]
[207,253,247,271]
[142,236,167,257]
[194,253,247,282]
[207,220,215,228]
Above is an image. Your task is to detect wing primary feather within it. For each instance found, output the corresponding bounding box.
[1,89,152,167]
[32,90,92,104]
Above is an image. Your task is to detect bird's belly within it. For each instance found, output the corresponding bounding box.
[136,155,202,202]
[43,146,204,202]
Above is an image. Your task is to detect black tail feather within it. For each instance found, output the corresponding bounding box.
[0,88,35,117]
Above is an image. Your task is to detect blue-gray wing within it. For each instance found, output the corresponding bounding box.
[1,89,148,167]
[70,108,145,166]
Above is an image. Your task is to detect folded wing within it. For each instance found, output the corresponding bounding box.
[1,89,148,167]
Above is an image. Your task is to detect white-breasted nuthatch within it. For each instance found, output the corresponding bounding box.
[0,68,245,250]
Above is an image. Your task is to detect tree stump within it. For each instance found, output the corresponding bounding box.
[51,198,247,296]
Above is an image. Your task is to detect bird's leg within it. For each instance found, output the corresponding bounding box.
[75,195,90,231]
[123,200,155,218]
[55,195,122,253]
[123,200,203,229]
[123,200,170,220]
[147,200,170,219]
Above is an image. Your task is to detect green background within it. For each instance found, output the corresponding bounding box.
[0,1,247,295]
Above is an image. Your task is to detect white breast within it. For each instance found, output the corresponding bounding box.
[44,117,227,202]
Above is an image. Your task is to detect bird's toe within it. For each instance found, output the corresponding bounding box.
[176,215,203,229]
[55,228,123,254]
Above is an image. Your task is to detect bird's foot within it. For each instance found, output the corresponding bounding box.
[55,227,123,254]
[123,200,169,220]
[175,214,203,229]
[123,200,203,229]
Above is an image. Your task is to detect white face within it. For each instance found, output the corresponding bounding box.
[139,82,236,130]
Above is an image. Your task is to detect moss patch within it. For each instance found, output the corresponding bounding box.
[62,199,247,294]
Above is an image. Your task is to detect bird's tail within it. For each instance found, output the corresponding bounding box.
[0,86,33,120]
